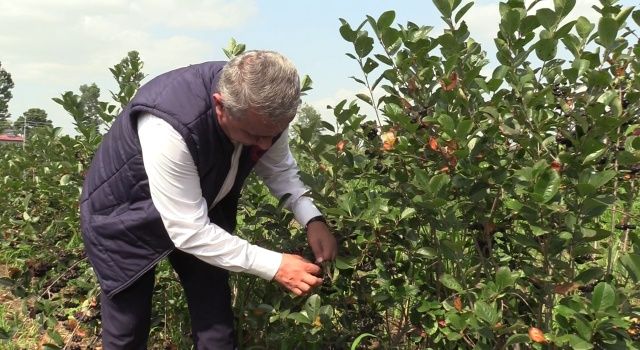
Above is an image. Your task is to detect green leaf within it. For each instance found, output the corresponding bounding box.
[381,27,401,49]
[300,75,313,93]
[572,58,590,77]
[576,16,595,39]
[351,333,377,350]
[521,18,540,38]
[428,173,450,195]
[620,253,640,282]
[554,0,576,18]
[591,282,615,313]
[474,300,499,325]
[581,198,610,218]
[456,119,473,138]
[287,311,311,324]
[616,150,640,166]
[0,327,13,340]
[566,335,593,350]
[535,38,557,61]
[615,7,634,27]
[597,17,619,49]
[335,256,357,269]
[506,334,530,346]
[536,8,558,30]
[0,277,14,287]
[454,1,474,24]
[354,33,374,58]
[625,136,640,152]
[533,170,561,203]
[433,0,453,17]
[59,174,70,186]
[355,93,372,105]
[588,170,616,189]
[339,21,357,42]
[555,20,576,39]
[47,330,65,347]
[321,121,335,132]
[416,247,437,258]
[580,227,612,243]
[437,114,455,132]
[575,267,604,284]
[374,53,394,66]
[582,148,605,165]
[633,10,640,27]
[363,58,379,74]
[377,11,395,29]
[439,273,463,292]
[502,9,522,34]
[400,207,416,221]
[495,266,514,291]
[492,65,509,80]
[304,294,321,319]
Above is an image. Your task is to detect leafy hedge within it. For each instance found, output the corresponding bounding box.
[1,1,640,349]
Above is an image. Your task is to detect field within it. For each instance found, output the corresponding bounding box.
[1,1,640,349]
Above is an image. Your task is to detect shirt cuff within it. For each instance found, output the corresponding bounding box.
[291,196,322,227]
[248,246,283,280]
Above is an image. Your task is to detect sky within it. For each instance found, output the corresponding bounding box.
[0,0,637,135]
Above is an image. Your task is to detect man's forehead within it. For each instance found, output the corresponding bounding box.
[244,111,291,136]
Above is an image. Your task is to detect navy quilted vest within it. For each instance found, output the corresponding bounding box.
[80,61,269,298]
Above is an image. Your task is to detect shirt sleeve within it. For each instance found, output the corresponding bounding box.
[253,130,322,226]
[137,113,282,280]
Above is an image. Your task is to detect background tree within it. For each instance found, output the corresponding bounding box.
[292,103,323,143]
[78,83,103,133]
[0,62,15,133]
[297,103,322,129]
[13,108,53,135]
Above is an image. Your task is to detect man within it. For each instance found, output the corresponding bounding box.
[79,50,337,349]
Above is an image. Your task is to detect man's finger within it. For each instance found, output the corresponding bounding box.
[304,262,322,275]
[302,274,323,287]
[310,241,323,262]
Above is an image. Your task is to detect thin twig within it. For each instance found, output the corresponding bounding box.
[62,321,81,350]
[40,257,87,299]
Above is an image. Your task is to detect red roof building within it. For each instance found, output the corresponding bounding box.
[0,134,24,144]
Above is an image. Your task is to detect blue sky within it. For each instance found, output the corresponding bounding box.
[0,0,637,134]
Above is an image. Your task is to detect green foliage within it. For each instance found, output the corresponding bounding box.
[78,83,104,134]
[13,108,53,135]
[0,62,14,132]
[109,51,145,110]
[3,2,640,348]
[292,103,323,143]
[0,52,149,348]
[223,37,246,59]
[232,1,640,348]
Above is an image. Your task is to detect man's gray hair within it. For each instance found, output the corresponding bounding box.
[218,50,301,123]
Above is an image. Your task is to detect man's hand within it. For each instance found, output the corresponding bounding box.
[307,221,337,264]
[273,254,323,296]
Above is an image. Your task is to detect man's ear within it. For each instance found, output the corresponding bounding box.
[212,93,223,119]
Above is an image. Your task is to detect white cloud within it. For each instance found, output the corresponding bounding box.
[465,0,601,53]
[307,85,385,127]
[0,0,255,80]
[530,0,600,21]
[464,2,500,45]
[138,0,258,29]
[0,0,257,131]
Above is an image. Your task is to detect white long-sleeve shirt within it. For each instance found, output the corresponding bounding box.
[137,113,321,280]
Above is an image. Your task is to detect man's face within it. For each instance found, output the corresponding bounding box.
[213,93,292,150]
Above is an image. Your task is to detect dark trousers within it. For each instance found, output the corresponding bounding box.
[100,249,236,349]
